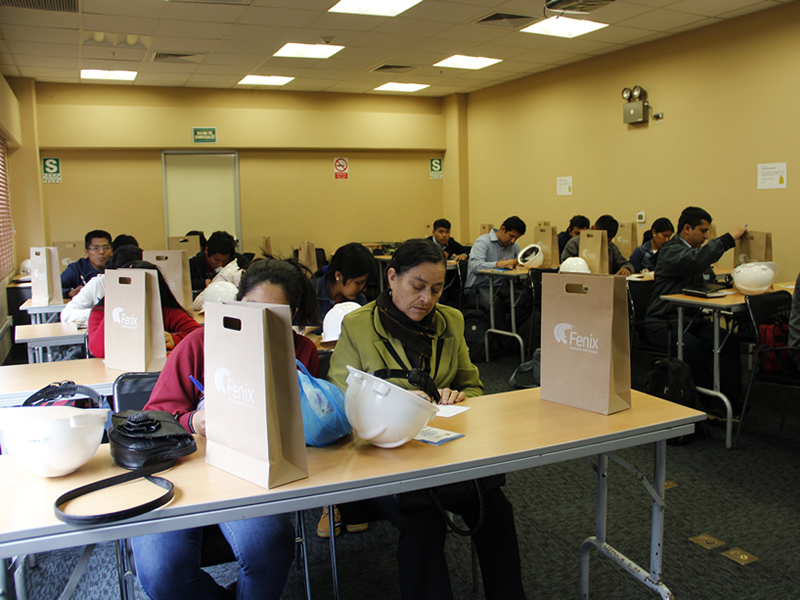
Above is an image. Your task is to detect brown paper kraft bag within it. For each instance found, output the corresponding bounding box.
[168,235,202,257]
[578,230,609,274]
[262,236,274,257]
[205,301,308,489]
[734,231,773,265]
[532,225,560,269]
[104,268,167,373]
[614,222,637,259]
[30,247,62,305]
[480,223,494,235]
[53,241,84,267]
[540,273,631,415]
[143,250,193,312]
[298,241,318,275]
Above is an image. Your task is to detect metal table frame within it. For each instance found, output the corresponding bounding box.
[477,268,529,363]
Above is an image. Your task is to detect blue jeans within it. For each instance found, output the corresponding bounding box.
[131,514,295,600]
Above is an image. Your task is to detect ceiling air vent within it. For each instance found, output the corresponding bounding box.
[152,53,205,64]
[0,0,77,11]
[371,64,417,74]
[473,12,541,29]
[545,0,615,13]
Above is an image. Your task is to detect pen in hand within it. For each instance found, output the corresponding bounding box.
[189,375,204,394]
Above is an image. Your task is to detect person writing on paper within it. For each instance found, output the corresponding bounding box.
[557,214,590,255]
[465,215,530,331]
[429,218,469,261]
[188,230,240,297]
[630,218,674,273]
[87,261,202,358]
[328,239,525,600]
[61,242,142,325]
[561,214,634,276]
[312,242,377,323]
[131,257,320,600]
[60,229,113,298]
[645,206,747,414]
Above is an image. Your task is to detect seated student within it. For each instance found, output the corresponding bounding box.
[429,219,469,308]
[185,230,207,251]
[87,261,202,358]
[561,214,634,276]
[61,244,142,325]
[557,214,590,256]
[132,257,320,600]
[188,230,238,297]
[630,218,674,273]
[311,242,376,321]
[60,229,113,298]
[465,216,530,330]
[789,272,800,370]
[645,207,747,411]
[328,239,525,600]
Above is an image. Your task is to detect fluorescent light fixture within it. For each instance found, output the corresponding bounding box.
[521,16,608,38]
[238,75,294,86]
[80,69,137,81]
[375,82,429,92]
[273,43,344,59]
[328,0,423,17]
[434,55,502,70]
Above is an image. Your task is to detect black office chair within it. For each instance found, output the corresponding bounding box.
[733,291,800,448]
[111,372,312,600]
[627,279,672,359]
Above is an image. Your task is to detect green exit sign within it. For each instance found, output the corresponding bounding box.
[193,127,217,143]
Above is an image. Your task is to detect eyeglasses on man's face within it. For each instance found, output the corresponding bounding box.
[88,245,112,252]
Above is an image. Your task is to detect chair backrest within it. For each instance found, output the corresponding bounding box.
[318,349,334,380]
[746,290,792,334]
[627,278,655,338]
[112,372,162,412]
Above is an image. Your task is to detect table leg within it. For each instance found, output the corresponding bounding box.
[676,307,684,361]
[484,276,526,363]
[484,278,496,362]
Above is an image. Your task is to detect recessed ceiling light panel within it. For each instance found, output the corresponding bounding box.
[329,0,423,17]
[434,55,502,70]
[273,43,344,59]
[238,75,294,86]
[375,82,429,92]
[80,69,137,81]
[521,16,608,38]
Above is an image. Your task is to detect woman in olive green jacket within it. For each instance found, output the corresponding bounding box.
[327,239,525,600]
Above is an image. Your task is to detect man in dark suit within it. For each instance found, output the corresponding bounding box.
[428,218,468,308]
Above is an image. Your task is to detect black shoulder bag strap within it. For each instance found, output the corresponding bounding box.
[372,339,444,404]
[54,459,176,526]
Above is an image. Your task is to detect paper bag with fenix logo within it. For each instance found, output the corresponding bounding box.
[104,269,167,372]
[614,222,637,259]
[168,236,202,257]
[532,225,560,269]
[540,273,630,415]
[734,231,773,265]
[143,250,193,312]
[53,241,83,267]
[262,236,273,257]
[578,230,609,274]
[204,301,308,489]
[30,247,62,305]
[480,223,494,235]
[298,242,318,276]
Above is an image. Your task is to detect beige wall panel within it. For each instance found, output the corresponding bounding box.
[40,149,164,251]
[239,150,444,259]
[466,2,800,275]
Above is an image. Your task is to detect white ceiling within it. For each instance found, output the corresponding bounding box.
[0,0,792,96]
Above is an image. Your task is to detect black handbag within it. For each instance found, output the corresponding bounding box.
[395,473,506,536]
[54,411,197,526]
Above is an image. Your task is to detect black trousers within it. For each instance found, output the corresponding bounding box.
[648,318,742,409]
[339,487,526,600]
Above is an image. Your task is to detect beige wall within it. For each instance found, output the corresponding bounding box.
[467,1,800,275]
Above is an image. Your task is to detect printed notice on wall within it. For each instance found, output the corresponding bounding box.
[42,157,61,184]
[557,176,573,196]
[757,162,786,189]
[430,158,443,180]
[334,157,349,180]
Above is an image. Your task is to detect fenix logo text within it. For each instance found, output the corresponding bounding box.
[112,307,138,329]
[214,367,255,407]
[553,323,600,354]
[581,249,597,261]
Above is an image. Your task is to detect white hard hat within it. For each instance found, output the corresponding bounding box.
[0,407,109,477]
[203,281,238,306]
[518,244,544,269]
[19,259,31,275]
[560,257,591,273]
[344,366,438,448]
[732,262,779,295]
[322,301,361,343]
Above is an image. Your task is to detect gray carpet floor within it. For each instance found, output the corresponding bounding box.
[9,353,800,600]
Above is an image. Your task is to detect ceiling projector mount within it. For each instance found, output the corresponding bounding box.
[545,0,615,15]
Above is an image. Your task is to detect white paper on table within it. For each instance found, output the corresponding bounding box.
[434,404,470,418]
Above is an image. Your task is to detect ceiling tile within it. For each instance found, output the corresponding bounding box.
[203,54,266,67]
[150,37,220,54]
[0,8,79,28]
[80,15,160,36]
[351,31,426,50]
[226,25,302,42]
[581,24,664,43]
[721,1,782,18]
[306,11,389,31]
[668,0,771,17]
[436,24,515,44]
[82,0,168,19]
[619,8,709,29]
[374,17,454,37]
[81,46,147,61]
[6,42,78,58]
[163,2,249,23]
[401,1,492,24]
[155,20,234,39]
[240,6,320,28]
[1,25,79,44]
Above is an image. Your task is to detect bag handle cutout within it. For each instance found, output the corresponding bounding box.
[223,316,242,331]
[565,283,589,295]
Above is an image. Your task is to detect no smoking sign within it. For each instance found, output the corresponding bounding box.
[334,157,349,180]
